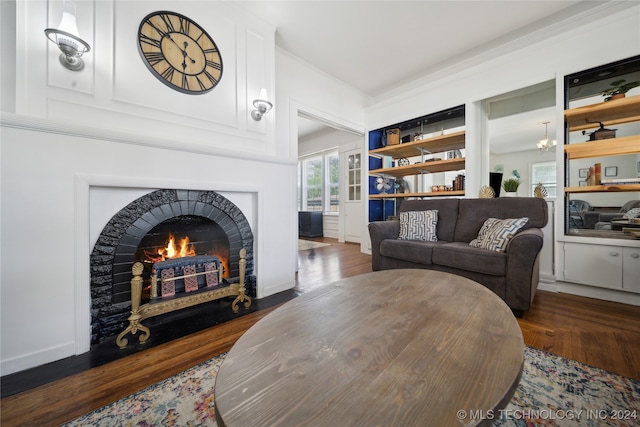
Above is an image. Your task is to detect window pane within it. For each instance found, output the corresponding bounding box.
[328,152,340,211]
[305,157,323,211]
[347,152,360,201]
[300,150,341,212]
[531,161,556,198]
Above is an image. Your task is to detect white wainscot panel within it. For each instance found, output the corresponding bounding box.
[112,2,238,127]
[46,0,95,94]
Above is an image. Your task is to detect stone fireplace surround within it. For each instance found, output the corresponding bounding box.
[89,188,256,346]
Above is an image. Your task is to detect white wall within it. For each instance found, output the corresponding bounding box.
[275,48,369,263]
[0,0,369,375]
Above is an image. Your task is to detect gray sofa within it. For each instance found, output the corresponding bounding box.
[583,200,640,229]
[368,197,548,315]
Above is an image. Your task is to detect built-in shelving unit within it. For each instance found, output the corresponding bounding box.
[563,55,640,237]
[370,156,466,178]
[367,107,466,220]
[561,55,640,294]
[565,95,640,131]
[564,98,640,199]
[369,131,465,160]
[369,190,466,199]
[564,131,640,194]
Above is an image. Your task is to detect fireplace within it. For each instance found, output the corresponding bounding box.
[90,189,255,345]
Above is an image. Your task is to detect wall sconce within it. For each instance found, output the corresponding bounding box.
[536,121,556,152]
[251,88,273,121]
[44,1,91,71]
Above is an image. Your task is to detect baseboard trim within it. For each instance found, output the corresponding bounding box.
[552,281,640,306]
[1,341,76,377]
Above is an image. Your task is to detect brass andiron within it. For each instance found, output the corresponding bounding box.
[116,249,252,348]
[115,262,150,348]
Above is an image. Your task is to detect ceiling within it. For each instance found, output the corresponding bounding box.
[240,1,616,151]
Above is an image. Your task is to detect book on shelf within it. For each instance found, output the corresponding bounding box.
[601,177,640,185]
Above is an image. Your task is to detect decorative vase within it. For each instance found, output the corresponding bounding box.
[504,192,517,197]
[489,172,503,197]
[534,183,548,198]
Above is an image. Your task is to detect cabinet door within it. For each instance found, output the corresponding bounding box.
[623,247,640,292]
[564,243,622,289]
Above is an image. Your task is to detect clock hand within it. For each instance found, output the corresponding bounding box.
[182,41,196,64]
[165,34,197,65]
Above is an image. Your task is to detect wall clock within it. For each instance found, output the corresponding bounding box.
[138,11,223,94]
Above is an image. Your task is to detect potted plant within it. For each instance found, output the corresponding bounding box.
[502,178,520,196]
[601,79,640,101]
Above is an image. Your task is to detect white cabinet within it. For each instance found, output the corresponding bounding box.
[563,243,640,292]
[623,247,640,292]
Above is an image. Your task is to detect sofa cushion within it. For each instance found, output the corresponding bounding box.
[470,217,529,252]
[380,239,444,265]
[455,198,546,242]
[398,210,438,241]
[398,199,459,241]
[432,242,507,276]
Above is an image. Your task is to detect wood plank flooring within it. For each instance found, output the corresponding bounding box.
[2,237,640,426]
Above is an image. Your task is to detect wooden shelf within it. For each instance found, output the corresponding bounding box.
[369,131,465,159]
[565,95,640,131]
[565,184,640,193]
[369,191,465,199]
[370,158,465,178]
[564,135,640,160]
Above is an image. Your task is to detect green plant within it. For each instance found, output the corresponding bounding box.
[502,178,520,192]
[601,79,640,101]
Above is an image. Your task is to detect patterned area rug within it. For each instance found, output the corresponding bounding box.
[64,347,639,427]
[298,239,331,250]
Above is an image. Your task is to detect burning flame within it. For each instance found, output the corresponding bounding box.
[145,234,196,262]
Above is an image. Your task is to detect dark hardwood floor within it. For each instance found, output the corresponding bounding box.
[2,237,640,426]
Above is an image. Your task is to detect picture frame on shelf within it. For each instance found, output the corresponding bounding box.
[579,168,588,178]
[605,166,618,177]
[579,181,587,187]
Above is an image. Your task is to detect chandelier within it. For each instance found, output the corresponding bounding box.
[536,121,556,152]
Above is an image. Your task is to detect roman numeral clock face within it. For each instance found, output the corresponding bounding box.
[138,11,223,94]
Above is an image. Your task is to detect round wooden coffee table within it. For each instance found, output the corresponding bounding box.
[215,269,523,427]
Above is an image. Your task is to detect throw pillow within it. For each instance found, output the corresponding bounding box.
[623,207,640,219]
[470,217,529,252]
[398,210,438,241]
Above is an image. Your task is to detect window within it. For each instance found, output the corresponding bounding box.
[299,149,340,213]
[327,152,340,212]
[347,153,361,201]
[531,161,556,197]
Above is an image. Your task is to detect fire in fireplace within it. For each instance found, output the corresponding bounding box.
[144,233,197,261]
[90,189,255,345]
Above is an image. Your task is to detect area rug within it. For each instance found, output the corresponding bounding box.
[298,239,330,250]
[64,347,639,427]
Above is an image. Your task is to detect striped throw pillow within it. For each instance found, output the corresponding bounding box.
[398,210,438,242]
[623,207,640,219]
[470,217,529,252]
